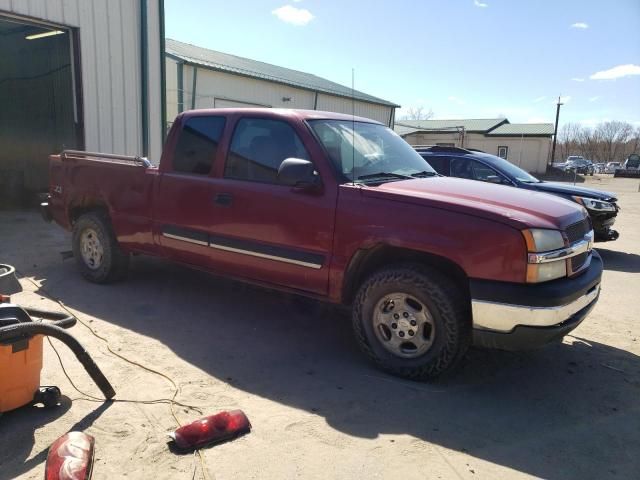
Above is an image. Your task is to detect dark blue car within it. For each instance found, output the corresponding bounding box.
[415,146,619,241]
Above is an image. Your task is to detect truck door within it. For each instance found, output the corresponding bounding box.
[205,116,337,295]
[153,115,227,268]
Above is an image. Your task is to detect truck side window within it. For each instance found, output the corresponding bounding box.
[173,116,226,175]
[225,118,309,184]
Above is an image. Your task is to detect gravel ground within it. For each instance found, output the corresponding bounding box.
[1,175,638,480]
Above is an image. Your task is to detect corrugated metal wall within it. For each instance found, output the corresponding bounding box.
[0,0,163,163]
[166,58,394,126]
[403,132,551,173]
[316,93,392,126]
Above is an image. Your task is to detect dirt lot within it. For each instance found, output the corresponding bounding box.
[1,176,639,480]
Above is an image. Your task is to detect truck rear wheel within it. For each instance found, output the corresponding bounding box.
[72,212,129,283]
[352,264,470,380]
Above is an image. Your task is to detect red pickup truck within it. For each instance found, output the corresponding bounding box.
[43,108,602,379]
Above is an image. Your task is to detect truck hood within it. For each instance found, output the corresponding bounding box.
[533,181,617,202]
[364,177,586,230]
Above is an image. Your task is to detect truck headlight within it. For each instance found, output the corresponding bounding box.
[522,229,565,252]
[572,196,616,212]
[521,229,567,283]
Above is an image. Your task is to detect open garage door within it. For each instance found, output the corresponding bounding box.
[0,16,82,204]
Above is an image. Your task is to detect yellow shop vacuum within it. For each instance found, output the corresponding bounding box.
[0,287,115,414]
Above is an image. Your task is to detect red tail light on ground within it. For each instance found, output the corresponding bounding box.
[45,432,95,480]
[170,410,251,451]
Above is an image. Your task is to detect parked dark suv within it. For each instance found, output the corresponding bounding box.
[415,146,619,241]
[565,156,595,176]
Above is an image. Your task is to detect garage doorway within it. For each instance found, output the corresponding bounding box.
[0,15,82,204]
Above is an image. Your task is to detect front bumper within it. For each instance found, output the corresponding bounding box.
[470,251,603,351]
[591,210,619,241]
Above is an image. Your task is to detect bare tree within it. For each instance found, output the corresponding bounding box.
[400,106,434,121]
[556,121,636,163]
[595,121,634,163]
[580,127,601,160]
[558,123,582,159]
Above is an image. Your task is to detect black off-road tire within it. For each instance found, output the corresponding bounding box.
[72,212,129,283]
[352,264,471,380]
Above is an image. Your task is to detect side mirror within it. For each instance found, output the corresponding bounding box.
[485,175,502,184]
[278,158,321,191]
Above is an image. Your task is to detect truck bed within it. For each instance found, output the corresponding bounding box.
[48,151,159,253]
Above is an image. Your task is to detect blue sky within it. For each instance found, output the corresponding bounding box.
[165,0,640,127]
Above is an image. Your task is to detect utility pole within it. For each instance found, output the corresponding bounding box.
[550,95,564,169]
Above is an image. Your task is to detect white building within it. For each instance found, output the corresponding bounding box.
[165,39,399,129]
[396,119,554,173]
[0,1,165,199]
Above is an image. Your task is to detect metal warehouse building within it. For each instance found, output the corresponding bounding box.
[0,1,165,202]
[395,119,554,173]
[165,39,399,129]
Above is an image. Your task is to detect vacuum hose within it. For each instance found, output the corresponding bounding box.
[0,322,115,400]
[23,308,77,329]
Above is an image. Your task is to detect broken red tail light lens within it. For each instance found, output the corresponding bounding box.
[45,432,95,480]
[170,409,251,451]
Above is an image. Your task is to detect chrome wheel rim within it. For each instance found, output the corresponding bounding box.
[80,228,104,270]
[373,293,436,358]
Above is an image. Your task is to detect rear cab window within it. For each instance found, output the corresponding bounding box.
[173,116,226,175]
[224,118,309,184]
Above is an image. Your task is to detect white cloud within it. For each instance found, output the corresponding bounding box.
[571,22,589,29]
[588,96,600,102]
[533,96,546,103]
[590,64,640,80]
[474,0,488,7]
[571,78,585,82]
[272,5,314,26]
[448,96,465,105]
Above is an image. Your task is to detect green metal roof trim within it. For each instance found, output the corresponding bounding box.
[487,123,554,136]
[166,39,400,108]
[395,118,507,133]
[393,125,423,136]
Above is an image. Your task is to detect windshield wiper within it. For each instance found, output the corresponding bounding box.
[357,172,413,182]
[410,171,438,178]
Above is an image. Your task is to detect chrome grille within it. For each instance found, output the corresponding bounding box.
[565,219,590,244]
[570,252,588,272]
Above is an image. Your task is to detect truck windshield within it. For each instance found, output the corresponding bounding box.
[308,120,435,183]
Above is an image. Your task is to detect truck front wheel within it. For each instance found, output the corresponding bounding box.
[72,212,129,283]
[352,264,470,380]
